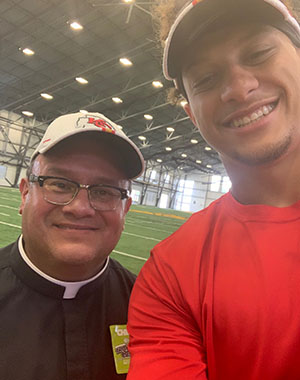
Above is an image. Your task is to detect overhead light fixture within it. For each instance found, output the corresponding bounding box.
[144,114,153,120]
[181,153,187,158]
[76,77,88,84]
[70,21,83,30]
[191,139,198,144]
[152,80,163,88]
[206,164,212,168]
[165,147,172,151]
[180,100,188,107]
[123,0,134,3]
[138,136,147,141]
[80,109,88,114]
[205,146,212,151]
[119,58,133,66]
[22,111,34,117]
[40,93,53,100]
[157,159,162,163]
[196,160,202,164]
[22,48,35,56]
[112,97,123,104]
[166,127,175,132]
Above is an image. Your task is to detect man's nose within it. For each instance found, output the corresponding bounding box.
[220,65,259,103]
[62,188,95,217]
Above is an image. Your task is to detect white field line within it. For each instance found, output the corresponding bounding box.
[0,212,9,217]
[0,220,148,262]
[122,231,161,242]
[125,220,174,234]
[112,250,148,261]
[126,216,182,227]
[0,220,21,229]
[0,196,20,202]
[0,204,19,210]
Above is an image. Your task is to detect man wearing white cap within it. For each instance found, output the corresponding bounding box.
[127,1,300,379]
[0,112,144,379]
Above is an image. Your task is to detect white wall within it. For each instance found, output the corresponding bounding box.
[0,109,48,187]
[132,169,230,213]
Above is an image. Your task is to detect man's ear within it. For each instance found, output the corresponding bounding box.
[19,178,29,215]
[183,102,197,127]
[124,196,132,215]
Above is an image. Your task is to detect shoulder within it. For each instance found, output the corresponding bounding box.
[154,193,229,253]
[0,241,16,269]
[107,258,136,288]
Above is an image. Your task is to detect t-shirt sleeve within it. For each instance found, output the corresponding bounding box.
[127,251,208,380]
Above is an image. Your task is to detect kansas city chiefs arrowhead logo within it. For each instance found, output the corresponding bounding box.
[76,116,116,134]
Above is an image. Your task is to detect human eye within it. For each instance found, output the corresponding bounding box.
[245,45,275,66]
[91,186,120,200]
[45,178,74,193]
[192,72,217,93]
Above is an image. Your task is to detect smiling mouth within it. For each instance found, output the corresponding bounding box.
[227,101,278,129]
[55,224,97,231]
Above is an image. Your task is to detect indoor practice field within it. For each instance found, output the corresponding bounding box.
[0,185,191,274]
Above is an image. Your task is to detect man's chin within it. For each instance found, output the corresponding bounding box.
[228,138,291,167]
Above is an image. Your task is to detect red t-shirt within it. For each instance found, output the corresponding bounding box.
[128,192,300,380]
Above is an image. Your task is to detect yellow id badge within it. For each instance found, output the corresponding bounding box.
[109,324,131,374]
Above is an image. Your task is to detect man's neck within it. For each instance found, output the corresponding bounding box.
[223,151,300,207]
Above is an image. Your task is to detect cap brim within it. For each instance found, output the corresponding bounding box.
[32,129,144,180]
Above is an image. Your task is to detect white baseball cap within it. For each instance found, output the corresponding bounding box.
[31,112,145,179]
[163,0,300,90]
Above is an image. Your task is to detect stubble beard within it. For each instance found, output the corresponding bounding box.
[229,134,292,167]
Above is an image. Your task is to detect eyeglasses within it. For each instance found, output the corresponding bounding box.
[29,175,129,211]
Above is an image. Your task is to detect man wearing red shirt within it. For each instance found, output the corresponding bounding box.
[127,1,300,379]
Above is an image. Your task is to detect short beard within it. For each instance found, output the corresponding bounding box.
[229,134,292,167]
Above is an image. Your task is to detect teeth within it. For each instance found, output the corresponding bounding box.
[251,112,258,121]
[230,104,275,128]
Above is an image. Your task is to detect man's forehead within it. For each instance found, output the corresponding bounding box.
[183,23,278,71]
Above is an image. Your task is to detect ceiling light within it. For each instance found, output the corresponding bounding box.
[119,58,133,66]
[40,93,53,100]
[166,127,175,132]
[196,160,202,164]
[180,100,188,107]
[181,153,187,158]
[205,146,212,151]
[70,21,83,30]
[112,97,123,104]
[191,139,198,144]
[138,136,147,141]
[144,114,153,120]
[76,77,88,84]
[152,80,163,88]
[206,164,212,168]
[22,48,35,56]
[80,109,88,114]
[22,111,34,117]
[123,0,134,3]
[165,147,172,151]
[157,159,162,163]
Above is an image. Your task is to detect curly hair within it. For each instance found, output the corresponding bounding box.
[151,0,299,104]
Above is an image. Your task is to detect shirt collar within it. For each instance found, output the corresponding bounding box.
[18,235,109,299]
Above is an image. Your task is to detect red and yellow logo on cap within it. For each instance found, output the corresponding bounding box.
[76,116,117,134]
[192,0,204,6]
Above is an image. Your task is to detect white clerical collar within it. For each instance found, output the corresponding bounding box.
[18,235,109,299]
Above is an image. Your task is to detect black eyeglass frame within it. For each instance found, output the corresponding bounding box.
[28,174,129,210]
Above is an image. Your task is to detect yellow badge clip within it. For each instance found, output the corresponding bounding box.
[109,324,131,374]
